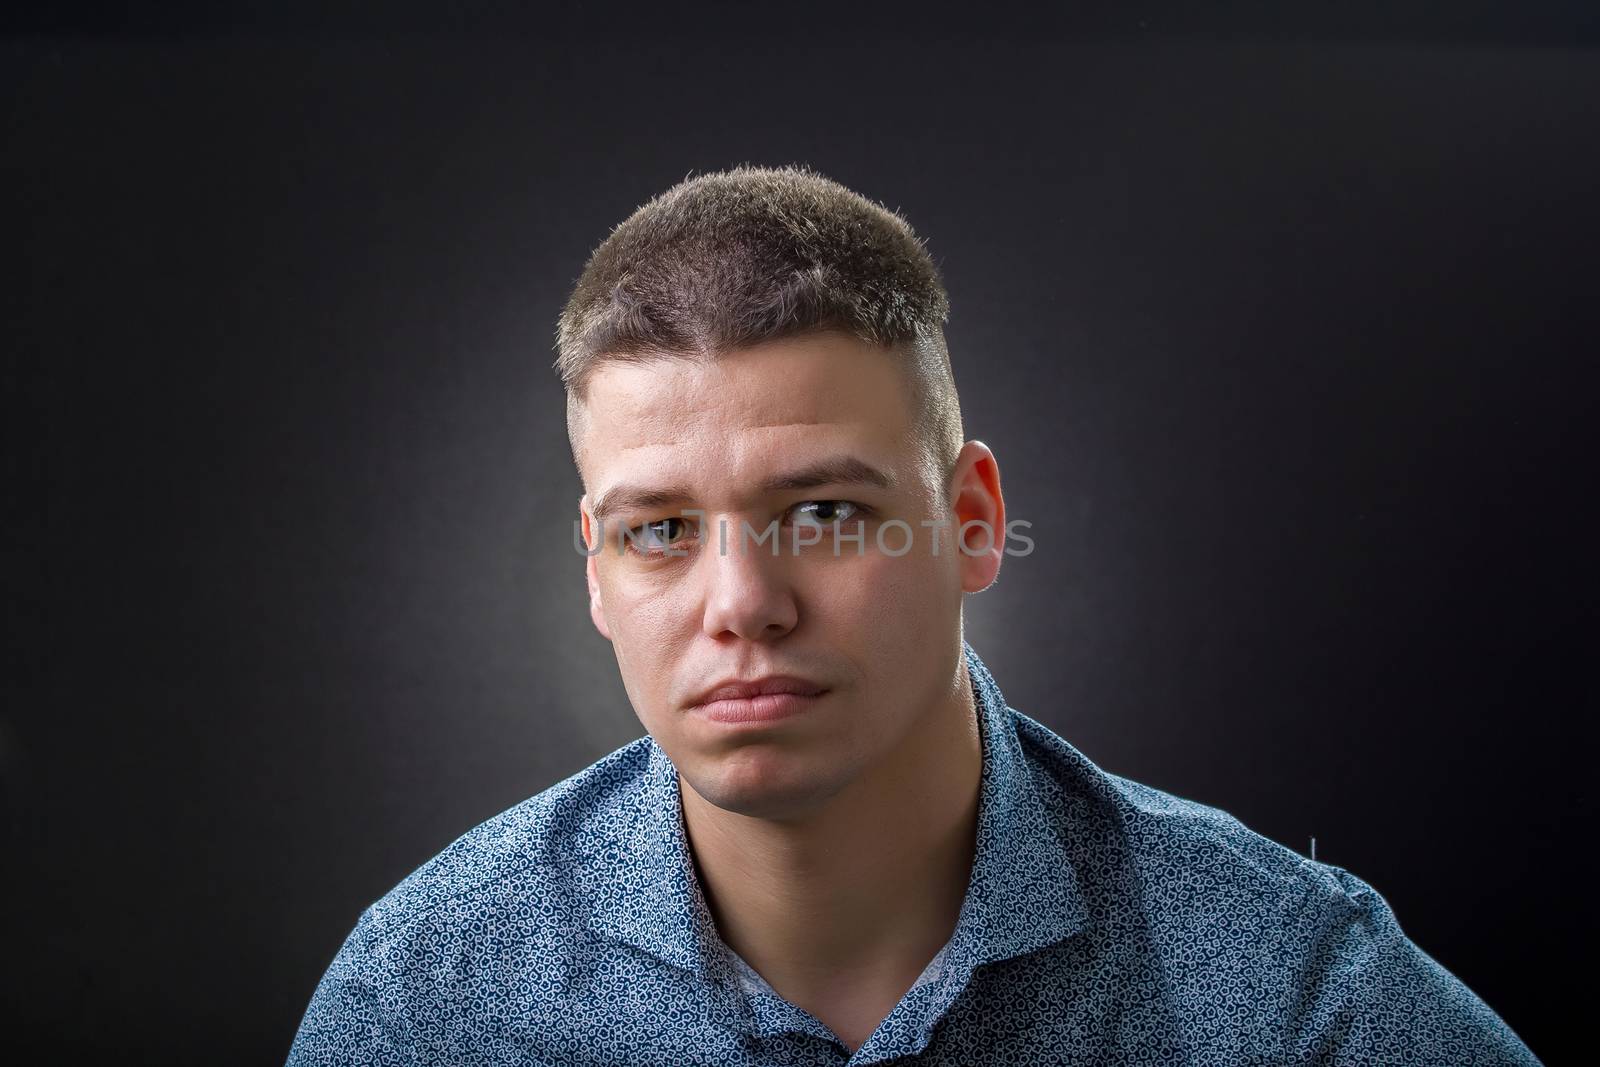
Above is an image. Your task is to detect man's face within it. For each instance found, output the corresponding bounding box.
[575,332,998,819]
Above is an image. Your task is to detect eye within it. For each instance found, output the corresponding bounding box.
[788,500,865,527]
[623,516,696,557]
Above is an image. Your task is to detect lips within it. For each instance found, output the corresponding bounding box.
[690,675,827,707]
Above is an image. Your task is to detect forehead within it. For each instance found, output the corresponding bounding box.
[576,333,919,501]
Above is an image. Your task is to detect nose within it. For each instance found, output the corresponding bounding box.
[699,519,799,642]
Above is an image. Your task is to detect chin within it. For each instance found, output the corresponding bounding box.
[688,749,847,820]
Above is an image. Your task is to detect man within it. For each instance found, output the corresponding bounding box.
[288,165,1539,1064]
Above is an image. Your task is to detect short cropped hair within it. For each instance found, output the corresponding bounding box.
[554,163,964,505]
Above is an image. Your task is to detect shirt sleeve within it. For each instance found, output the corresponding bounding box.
[1284,865,1542,1065]
[286,909,413,1067]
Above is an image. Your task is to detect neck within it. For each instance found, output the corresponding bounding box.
[678,663,983,1045]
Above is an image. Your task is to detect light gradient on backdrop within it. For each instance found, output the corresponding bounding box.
[7,27,1593,1064]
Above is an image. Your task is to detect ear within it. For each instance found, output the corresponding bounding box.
[580,497,613,641]
[947,441,1006,594]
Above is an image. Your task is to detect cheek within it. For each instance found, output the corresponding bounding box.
[807,548,955,646]
[602,576,696,700]
[601,562,693,632]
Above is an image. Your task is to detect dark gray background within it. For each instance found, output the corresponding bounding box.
[8,6,1596,1063]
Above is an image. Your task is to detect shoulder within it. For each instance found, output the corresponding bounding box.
[1009,710,1539,1062]
[1282,864,1540,1062]
[356,736,657,956]
[288,739,664,1063]
[1010,707,1380,975]
[1010,707,1323,906]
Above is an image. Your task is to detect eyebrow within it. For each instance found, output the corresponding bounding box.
[590,455,896,526]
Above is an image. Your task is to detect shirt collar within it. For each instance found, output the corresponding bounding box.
[950,639,1092,967]
[584,641,1092,1030]
[585,735,720,976]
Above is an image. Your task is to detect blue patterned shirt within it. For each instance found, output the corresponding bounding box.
[288,643,1540,1065]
